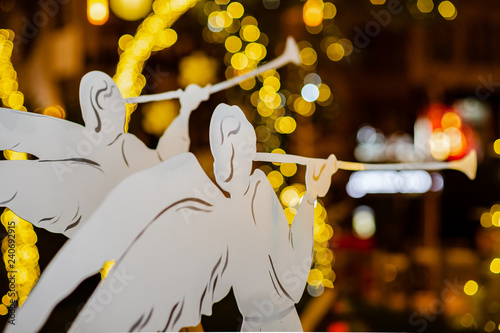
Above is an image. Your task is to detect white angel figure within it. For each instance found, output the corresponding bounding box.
[208,104,337,331]
[0,36,300,237]
[0,71,210,237]
[4,104,337,332]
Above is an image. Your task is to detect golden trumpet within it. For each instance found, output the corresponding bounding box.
[254,150,477,180]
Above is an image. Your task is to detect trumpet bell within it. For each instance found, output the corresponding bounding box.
[449,149,477,180]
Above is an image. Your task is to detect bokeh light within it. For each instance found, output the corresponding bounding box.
[87,0,109,25]
[438,1,457,20]
[110,0,153,21]
[353,206,376,239]
[464,280,478,296]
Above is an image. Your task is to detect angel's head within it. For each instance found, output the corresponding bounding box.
[210,104,256,197]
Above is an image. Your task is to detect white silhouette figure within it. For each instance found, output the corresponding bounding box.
[0,71,209,237]
[0,37,301,237]
[4,104,337,332]
[209,104,337,332]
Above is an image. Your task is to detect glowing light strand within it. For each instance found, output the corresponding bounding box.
[114,0,201,129]
[0,29,40,314]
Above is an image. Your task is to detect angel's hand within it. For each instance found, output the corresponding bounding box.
[179,84,212,117]
[0,71,156,237]
[305,154,338,200]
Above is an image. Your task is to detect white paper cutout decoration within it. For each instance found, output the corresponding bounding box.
[0,37,301,238]
[6,104,338,332]
[0,72,170,237]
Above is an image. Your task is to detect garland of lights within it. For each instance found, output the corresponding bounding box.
[0,29,40,315]
[114,0,201,130]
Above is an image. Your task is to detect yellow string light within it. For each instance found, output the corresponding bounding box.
[0,29,41,313]
[114,0,201,130]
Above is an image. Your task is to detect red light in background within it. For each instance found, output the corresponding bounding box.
[327,321,350,332]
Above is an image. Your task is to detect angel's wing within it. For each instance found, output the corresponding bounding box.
[5,153,228,333]
[69,188,232,332]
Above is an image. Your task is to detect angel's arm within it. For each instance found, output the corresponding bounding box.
[156,85,210,160]
[287,155,338,301]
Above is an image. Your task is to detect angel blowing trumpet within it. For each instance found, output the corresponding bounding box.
[5,104,337,333]
[254,148,477,181]
[0,36,301,238]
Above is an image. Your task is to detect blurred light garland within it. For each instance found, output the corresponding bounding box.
[0,29,40,315]
[114,0,200,130]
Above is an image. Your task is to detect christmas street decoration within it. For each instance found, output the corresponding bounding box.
[5,104,337,332]
[0,37,299,238]
[3,102,476,332]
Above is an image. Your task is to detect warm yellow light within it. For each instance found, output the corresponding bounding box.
[178,52,218,88]
[3,150,27,160]
[142,100,178,136]
[219,11,233,28]
[241,25,260,42]
[257,102,273,117]
[326,43,344,61]
[260,86,276,103]
[317,84,331,102]
[417,0,434,13]
[208,12,224,30]
[280,186,300,206]
[7,91,24,110]
[280,163,297,177]
[294,96,316,116]
[110,0,153,21]
[231,52,249,70]
[490,258,500,274]
[118,34,134,50]
[20,229,37,245]
[0,305,7,316]
[267,171,284,189]
[278,116,296,134]
[284,208,295,224]
[264,76,280,91]
[299,47,317,66]
[463,280,478,296]
[438,1,457,20]
[441,111,461,129]
[370,0,386,4]
[225,36,242,53]
[481,212,492,228]
[245,43,265,60]
[88,0,109,25]
[494,139,500,155]
[493,211,500,227]
[303,0,324,27]
[307,269,324,286]
[43,105,66,119]
[227,1,244,18]
[100,260,116,279]
[323,2,337,19]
